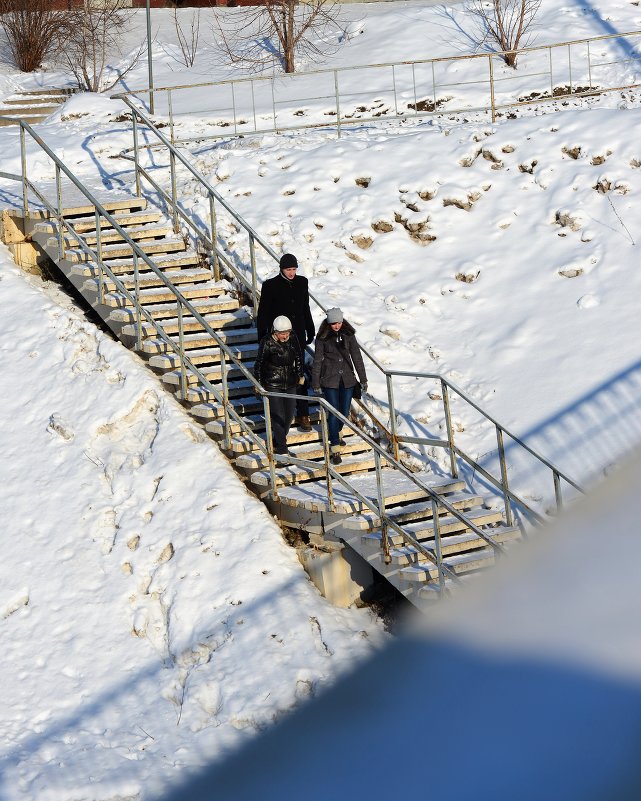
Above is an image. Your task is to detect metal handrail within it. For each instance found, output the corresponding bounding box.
[113,28,641,136]
[111,98,583,521]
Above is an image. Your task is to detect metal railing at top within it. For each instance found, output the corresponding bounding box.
[0,114,527,592]
[106,99,582,524]
[113,29,641,143]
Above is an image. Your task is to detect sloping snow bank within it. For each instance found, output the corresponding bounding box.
[0,248,385,801]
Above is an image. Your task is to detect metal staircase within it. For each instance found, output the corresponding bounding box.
[0,112,582,612]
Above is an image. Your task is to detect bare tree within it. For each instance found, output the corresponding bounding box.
[0,0,74,72]
[468,0,541,68]
[63,0,145,93]
[214,0,343,75]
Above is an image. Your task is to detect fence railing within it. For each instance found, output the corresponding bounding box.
[114,29,641,143]
[107,99,582,526]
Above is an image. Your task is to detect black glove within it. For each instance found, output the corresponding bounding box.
[360,382,368,394]
[306,332,315,345]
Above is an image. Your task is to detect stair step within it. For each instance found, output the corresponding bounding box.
[100,280,225,308]
[272,471,467,514]
[161,359,252,386]
[190,396,265,421]
[83,268,213,294]
[72,251,203,277]
[218,416,323,450]
[55,223,175,247]
[61,236,186,261]
[141,325,256,354]
[185,378,255,403]
[149,342,258,370]
[364,524,519,567]
[206,407,320,437]
[362,508,505,554]
[235,430,364,470]
[342,491,484,531]
[35,210,164,235]
[397,545,501,582]
[249,450,377,488]
[119,306,252,335]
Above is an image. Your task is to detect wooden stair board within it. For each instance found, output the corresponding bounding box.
[71,252,202,277]
[185,379,255,403]
[60,237,186,262]
[100,281,224,308]
[140,325,256,354]
[398,546,499,581]
[37,223,175,247]
[362,508,504,551]
[206,409,320,437]
[272,472,467,513]
[223,418,324,452]
[361,525,519,567]
[116,301,248,330]
[34,210,162,234]
[235,431,364,470]
[161,361,250,386]
[149,342,258,370]
[7,195,148,221]
[341,492,485,531]
[250,451,378,488]
[190,396,264,421]
[82,268,213,294]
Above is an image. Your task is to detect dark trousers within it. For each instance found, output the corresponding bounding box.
[321,382,354,445]
[267,388,296,453]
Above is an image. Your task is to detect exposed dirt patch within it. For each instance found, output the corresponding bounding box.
[555,210,582,231]
[559,267,584,278]
[519,159,538,173]
[562,145,582,160]
[371,219,394,233]
[455,270,480,283]
[355,176,371,188]
[352,234,373,250]
[407,96,449,112]
[591,151,612,165]
[519,85,601,102]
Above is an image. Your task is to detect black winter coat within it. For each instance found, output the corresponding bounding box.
[253,333,303,391]
[256,272,315,346]
[311,320,367,390]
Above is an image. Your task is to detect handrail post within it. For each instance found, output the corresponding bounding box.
[220,349,232,451]
[386,373,399,461]
[375,450,390,564]
[208,192,219,281]
[553,471,563,514]
[168,88,175,146]
[333,70,341,139]
[441,379,458,478]
[133,250,142,350]
[488,54,496,123]
[95,209,104,305]
[19,124,28,214]
[177,298,187,400]
[431,497,446,595]
[249,233,258,317]
[55,164,65,261]
[132,112,141,198]
[320,404,335,512]
[263,395,279,501]
[169,149,179,234]
[496,424,514,527]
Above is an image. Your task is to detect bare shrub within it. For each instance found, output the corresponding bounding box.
[63,1,144,93]
[164,7,201,68]
[467,0,541,68]
[214,0,344,74]
[0,0,74,72]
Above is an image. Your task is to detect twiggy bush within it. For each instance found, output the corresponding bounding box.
[0,0,74,72]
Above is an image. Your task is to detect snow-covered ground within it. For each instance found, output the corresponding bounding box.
[1,1,641,798]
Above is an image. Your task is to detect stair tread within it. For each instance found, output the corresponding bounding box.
[111,291,238,320]
[250,451,378,487]
[235,431,364,469]
[272,472,467,513]
[342,491,485,530]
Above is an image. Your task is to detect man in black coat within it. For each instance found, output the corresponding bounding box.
[256,253,315,431]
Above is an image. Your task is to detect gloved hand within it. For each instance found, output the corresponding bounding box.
[298,375,305,385]
[306,332,315,345]
[313,387,323,396]
[360,382,368,394]
[253,384,263,396]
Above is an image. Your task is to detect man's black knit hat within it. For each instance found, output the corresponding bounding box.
[279,253,298,271]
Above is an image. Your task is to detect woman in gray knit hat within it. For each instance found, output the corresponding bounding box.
[311,307,367,465]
